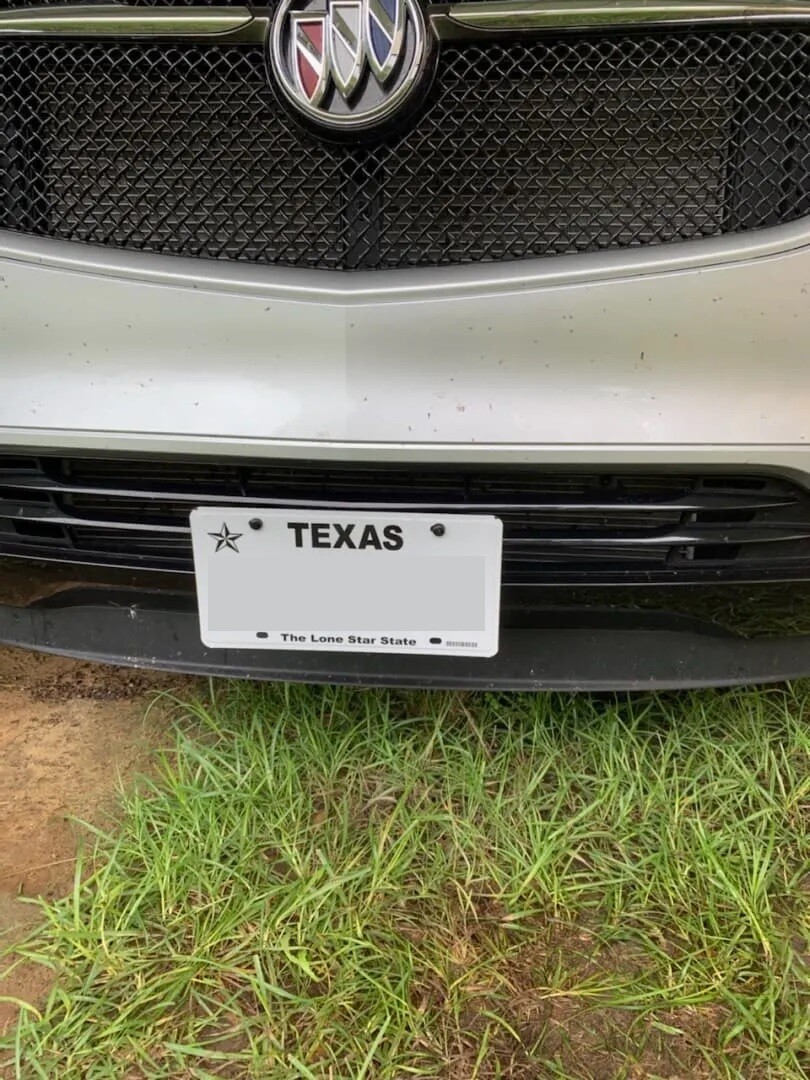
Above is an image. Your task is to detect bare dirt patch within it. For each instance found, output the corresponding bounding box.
[439,922,727,1079]
[0,646,182,1034]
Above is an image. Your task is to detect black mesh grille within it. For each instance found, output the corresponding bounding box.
[2,457,810,586]
[0,28,808,269]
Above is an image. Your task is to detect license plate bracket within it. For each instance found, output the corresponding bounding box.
[190,508,503,657]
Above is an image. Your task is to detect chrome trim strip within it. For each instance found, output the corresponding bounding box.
[2,0,808,43]
[0,5,266,41]
[0,503,187,534]
[2,510,808,545]
[436,0,810,37]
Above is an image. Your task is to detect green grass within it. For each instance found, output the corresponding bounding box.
[2,683,809,1079]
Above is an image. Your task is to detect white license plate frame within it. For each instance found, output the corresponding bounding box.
[190,508,502,657]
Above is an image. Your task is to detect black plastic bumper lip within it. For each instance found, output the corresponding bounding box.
[2,591,810,690]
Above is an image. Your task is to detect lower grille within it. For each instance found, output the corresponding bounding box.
[0,27,808,270]
[2,456,810,586]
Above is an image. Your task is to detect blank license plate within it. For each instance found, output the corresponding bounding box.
[190,508,502,657]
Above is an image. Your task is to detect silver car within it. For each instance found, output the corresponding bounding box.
[1,0,809,689]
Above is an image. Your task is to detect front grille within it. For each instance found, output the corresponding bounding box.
[0,27,808,270]
[2,457,810,586]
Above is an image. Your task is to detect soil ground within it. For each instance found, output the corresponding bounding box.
[0,647,179,1034]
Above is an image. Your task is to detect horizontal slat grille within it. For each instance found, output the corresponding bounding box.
[2,456,810,586]
[0,27,808,269]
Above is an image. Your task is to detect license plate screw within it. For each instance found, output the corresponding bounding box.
[249,517,264,531]
[431,523,446,537]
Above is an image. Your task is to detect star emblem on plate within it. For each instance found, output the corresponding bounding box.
[208,522,243,553]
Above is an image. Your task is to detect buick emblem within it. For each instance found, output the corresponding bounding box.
[269,0,436,138]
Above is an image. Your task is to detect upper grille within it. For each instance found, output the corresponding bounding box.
[2,456,810,586]
[0,26,808,270]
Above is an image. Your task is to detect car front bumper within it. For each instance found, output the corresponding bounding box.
[3,562,810,690]
[2,224,810,687]
[1,222,810,467]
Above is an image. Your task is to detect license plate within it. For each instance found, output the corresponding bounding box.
[190,508,503,657]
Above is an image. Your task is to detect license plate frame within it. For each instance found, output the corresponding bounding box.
[190,508,503,657]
